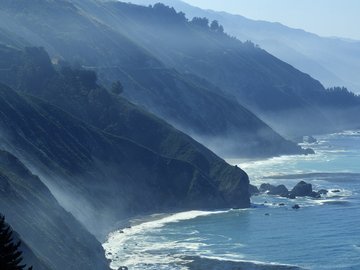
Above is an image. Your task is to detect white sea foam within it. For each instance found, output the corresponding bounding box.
[338,130,360,136]
[106,210,228,240]
[318,199,350,206]
[104,130,360,270]
[104,237,199,270]
[233,130,360,182]
[103,210,229,270]
[326,188,352,197]
[232,151,330,186]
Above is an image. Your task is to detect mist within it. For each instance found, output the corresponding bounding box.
[130,0,360,93]
[1,1,359,270]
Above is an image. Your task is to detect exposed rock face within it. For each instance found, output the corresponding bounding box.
[268,185,289,197]
[249,184,260,195]
[303,148,316,155]
[259,183,274,193]
[259,183,289,197]
[303,136,318,144]
[257,181,324,199]
[310,191,321,199]
[289,181,313,197]
[318,189,329,195]
[288,194,296,199]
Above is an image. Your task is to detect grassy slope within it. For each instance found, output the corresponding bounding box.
[0,150,110,270]
[0,0,304,156]
[0,83,250,240]
[103,1,360,137]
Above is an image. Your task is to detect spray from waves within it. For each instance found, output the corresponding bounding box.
[105,210,228,240]
[103,130,360,270]
[326,188,352,197]
[232,130,360,185]
[103,210,230,270]
[230,152,328,186]
[334,130,360,136]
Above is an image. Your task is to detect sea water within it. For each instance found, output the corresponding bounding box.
[103,130,360,270]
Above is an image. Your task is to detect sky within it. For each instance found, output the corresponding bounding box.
[181,0,360,40]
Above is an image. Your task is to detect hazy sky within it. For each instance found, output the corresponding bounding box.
[181,0,360,40]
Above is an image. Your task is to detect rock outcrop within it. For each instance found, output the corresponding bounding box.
[303,136,318,144]
[249,184,260,195]
[257,181,324,199]
[259,183,289,197]
[268,185,289,197]
[289,181,313,197]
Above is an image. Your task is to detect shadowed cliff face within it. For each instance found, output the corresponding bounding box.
[0,150,110,270]
[0,0,306,157]
[11,230,51,270]
[0,43,251,208]
[0,82,250,239]
[0,80,250,268]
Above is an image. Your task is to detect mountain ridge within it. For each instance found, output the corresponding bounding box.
[118,0,360,137]
[0,0,307,156]
[0,47,254,243]
[130,0,360,92]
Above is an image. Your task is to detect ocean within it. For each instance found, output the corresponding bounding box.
[103,130,360,270]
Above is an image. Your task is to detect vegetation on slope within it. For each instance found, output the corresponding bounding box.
[0,81,250,237]
[0,214,33,270]
[0,0,306,157]
[0,150,110,270]
[104,1,360,137]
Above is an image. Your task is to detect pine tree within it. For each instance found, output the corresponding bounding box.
[0,214,32,270]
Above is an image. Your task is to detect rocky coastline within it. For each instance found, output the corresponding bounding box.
[250,180,329,200]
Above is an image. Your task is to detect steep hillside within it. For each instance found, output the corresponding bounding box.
[0,150,109,270]
[110,1,360,137]
[12,230,50,270]
[0,82,251,239]
[130,0,360,93]
[0,44,252,209]
[0,0,305,156]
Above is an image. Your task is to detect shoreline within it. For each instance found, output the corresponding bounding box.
[103,209,232,268]
[103,130,358,270]
[103,209,306,270]
[107,208,232,236]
